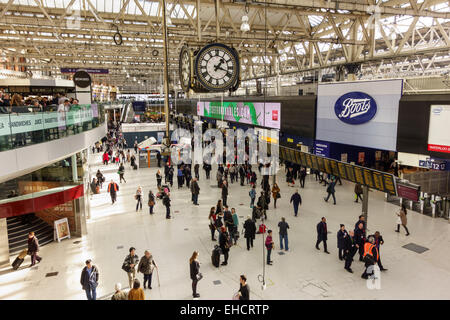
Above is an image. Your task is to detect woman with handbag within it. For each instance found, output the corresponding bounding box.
[148,190,155,215]
[396,204,410,236]
[271,183,281,209]
[135,186,143,212]
[189,251,202,298]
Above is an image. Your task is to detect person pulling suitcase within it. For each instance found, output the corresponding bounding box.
[27,231,42,267]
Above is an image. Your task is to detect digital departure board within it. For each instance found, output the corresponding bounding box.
[316,157,325,172]
[336,162,346,180]
[382,173,397,195]
[323,158,332,174]
[295,151,303,166]
[353,166,365,185]
[372,171,384,192]
[288,149,297,164]
[345,164,356,182]
[305,153,313,168]
[280,147,287,161]
[300,152,307,167]
[363,169,375,189]
[330,160,340,177]
[310,155,319,170]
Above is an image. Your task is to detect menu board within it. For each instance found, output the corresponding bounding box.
[305,153,313,168]
[353,166,365,185]
[337,162,347,180]
[363,169,375,189]
[300,152,307,167]
[345,164,356,182]
[288,149,297,164]
[323,158,332,174]
[295,151,303,166]
[372,171,384,192]
[382,173,397,195]
[316,157,325,172]
[330,160,340,177]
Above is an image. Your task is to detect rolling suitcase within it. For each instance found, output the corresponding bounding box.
[211,245,221,268]
[12,249,28,270]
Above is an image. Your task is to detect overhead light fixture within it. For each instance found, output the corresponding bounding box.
[240,3,250,32]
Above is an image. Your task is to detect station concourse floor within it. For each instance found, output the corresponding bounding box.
[1,153,450,300]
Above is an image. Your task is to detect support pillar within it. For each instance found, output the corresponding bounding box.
[71,154,78,182]
[73,198,87,237]
[0,218,9,266]
[362,186,369,229]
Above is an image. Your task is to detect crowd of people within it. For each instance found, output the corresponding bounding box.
[0,92,81,113]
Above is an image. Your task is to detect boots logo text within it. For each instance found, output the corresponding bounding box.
[334,92,377,125]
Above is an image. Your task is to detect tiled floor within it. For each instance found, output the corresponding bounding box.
[1,152,449,300]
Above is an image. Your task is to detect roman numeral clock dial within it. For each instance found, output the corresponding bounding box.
[179,45,192,92]
[194,43,240,92]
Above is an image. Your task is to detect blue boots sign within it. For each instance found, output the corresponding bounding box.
[334,92,377,125]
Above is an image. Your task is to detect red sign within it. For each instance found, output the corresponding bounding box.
[428,144,450,153]
[358,152,365,164]
[396,183,419,202]
[272,110,278,121]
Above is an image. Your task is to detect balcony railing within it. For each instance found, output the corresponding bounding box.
[0,104,106,152]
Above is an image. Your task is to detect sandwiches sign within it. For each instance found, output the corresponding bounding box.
[334,91,377,125]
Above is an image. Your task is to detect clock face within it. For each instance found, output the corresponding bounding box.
[195,43,239,92]
[179,46,191,92]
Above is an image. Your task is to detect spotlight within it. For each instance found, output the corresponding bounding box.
[241,15,250,32]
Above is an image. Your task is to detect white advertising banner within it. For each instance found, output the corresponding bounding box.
[0,115,10,136]
[316,79,403,151]
[428,105,450,154]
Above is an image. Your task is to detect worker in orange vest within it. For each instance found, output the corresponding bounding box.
[361,236,379,279]
[108,180,119,204]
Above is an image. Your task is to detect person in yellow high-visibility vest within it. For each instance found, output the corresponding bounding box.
[361,236,379,279]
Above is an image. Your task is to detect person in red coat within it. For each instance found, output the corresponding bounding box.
[102,152,109,165]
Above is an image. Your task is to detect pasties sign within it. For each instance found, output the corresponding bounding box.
[334,91,377,125]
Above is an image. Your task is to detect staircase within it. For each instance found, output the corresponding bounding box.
[6,215,54,256]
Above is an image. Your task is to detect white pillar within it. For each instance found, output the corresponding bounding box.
[0,218,10,266]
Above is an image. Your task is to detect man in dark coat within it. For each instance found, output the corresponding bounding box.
[80,259,99,300]
[219,226,230,266]
[316,217,330,253]
[299,167,307,188]
[243,215,256,250]
[239,165,246,186]
[156,152,161,167]
[163,192,171,219]
[191,178,200,205]
[194,164,200,180]
[107,180,119,204]
[222,180,228,207]
[324,179,337,205]
[354,215,366,232]
[343,230,358,273]
[27,231,42,266]
[354,222,366,261]
[337,224,348,261]
[290,190,302,217]
[164,162,170,183]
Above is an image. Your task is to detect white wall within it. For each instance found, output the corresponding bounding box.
[0,123,107,184]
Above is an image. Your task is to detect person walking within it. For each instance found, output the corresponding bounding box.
[396,204,410,236]
[361,236,379,280]
[80,259,99,300]
[194,164,200,180]
[162,190,171,219]
[102,151,109,165]
[191,178,200,205]
[278,217,289,251]
[265,230,274,265]
[27,231,42,266]
[239,165,246,186]
[290,190,302,217]
[324,179,337,205]
[343,231,358,273]
[222,180,228,207]
[243,215,256,250]
[216,170,223,188]
[167,166,174,187]
[354,222,366,262]
[156,170,162,190]
[249,185,256,208]
[337,224,348,261]
[189,251,201,298]
[354,183,363,203]
[111,283,128,300]
[157,152,162,167]
[299,167,306,188]
[208,207,217,241]
[237,275,250,300]
[372,231,387,271]
[316,217,330,254]
[219,226,230,266]
[96,170,104,189]
[123,247,139,289]
[135,186,143,212]
[271,183,281,209]
[148,190,155,214]
[107,180,119,204]
[137,250,158,289]
[128,279,145,300]
[117,163,127,183]
[231,208,239,245]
